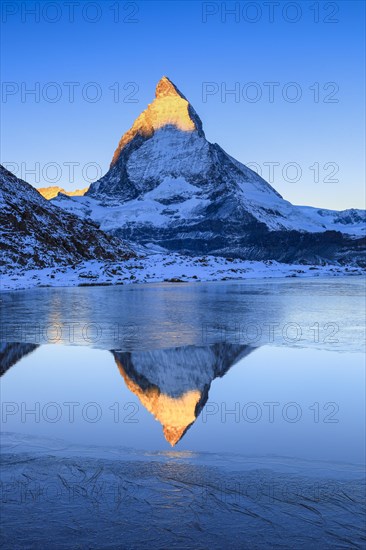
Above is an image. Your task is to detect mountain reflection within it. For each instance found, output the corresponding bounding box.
[112,344,255,445]
[0,342,256,446]
[0,342,39,376]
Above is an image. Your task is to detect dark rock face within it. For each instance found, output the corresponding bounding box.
[0,165,134,270]
[111,223,364,266]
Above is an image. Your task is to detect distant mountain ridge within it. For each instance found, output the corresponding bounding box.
[38,186,89,200]
[50,76,365,265]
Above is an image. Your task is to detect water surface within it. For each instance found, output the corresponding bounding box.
[1,279,365,549]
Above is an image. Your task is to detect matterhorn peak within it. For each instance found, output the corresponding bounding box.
[109,77,204,166]
[155,76,187,100]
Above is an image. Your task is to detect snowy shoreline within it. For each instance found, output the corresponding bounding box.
[1,253,364,292]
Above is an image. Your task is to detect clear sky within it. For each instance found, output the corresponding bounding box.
[1,0,365,210]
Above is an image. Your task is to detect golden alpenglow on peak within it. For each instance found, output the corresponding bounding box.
[155,76,186,99]
[37,186,89,200]
[110,77,203,166]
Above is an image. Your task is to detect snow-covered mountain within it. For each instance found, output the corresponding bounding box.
[0,165,134,271]
[51,76,365,265]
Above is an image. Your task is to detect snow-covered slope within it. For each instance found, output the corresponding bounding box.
[51,76,365,264]
[54,174,365,238]
[296,206,365,236]
[0,165,134,272]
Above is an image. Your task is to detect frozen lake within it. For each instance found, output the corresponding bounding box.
[1,278,365,548]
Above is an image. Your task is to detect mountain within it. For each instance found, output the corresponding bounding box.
[37,186,89,200]
[113,344,253,445]
[51,76,365,265]
[0,165,134,271]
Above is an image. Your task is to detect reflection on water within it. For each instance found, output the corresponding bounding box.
[1,340,364,465]
[1,342,254,446]
[1,280,365,549]
[0,343,39,375]
[113,345,254,445]
[1,278,365,351]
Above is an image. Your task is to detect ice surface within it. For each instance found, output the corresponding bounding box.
[1,432,365,549]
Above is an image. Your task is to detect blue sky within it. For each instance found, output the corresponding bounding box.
[1,0,365,209]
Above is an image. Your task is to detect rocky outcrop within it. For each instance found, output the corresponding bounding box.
[0,165,134,271]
